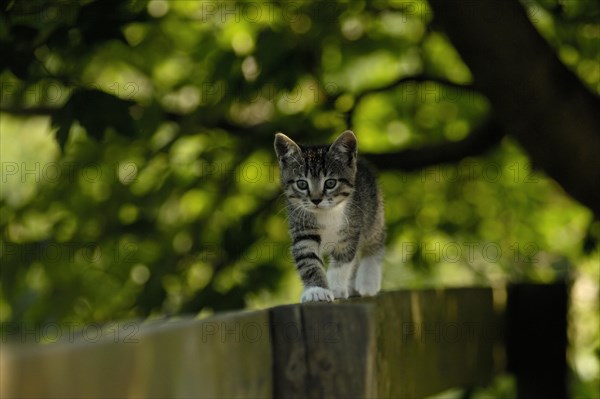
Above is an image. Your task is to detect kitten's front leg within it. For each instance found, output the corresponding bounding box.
[327,258,357,299]
[355,247,384,297]
[292,235,333,303]
[327,242,359,299]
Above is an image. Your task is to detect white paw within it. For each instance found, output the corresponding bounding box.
[355,261,381,297]
[327,263,353,299]
[301,287,334,303]
[332,286,349,299]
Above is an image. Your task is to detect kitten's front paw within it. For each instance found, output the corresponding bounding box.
[355,272,381,297]
[301,287,334,303]
[332,286,349,299]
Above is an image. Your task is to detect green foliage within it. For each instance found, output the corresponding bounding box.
[0,1,598,392]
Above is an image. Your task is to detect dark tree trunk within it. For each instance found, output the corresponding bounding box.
[428,0,600,217]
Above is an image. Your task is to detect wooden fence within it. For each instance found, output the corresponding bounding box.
[0,284,567,398]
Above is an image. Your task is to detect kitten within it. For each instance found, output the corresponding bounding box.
[274,131,385,303]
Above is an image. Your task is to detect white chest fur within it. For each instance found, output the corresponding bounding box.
[315,203,348,255]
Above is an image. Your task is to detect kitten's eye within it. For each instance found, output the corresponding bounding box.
[296,180,309,190]
[324,179,337,189]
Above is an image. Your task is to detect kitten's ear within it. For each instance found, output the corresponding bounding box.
[274,133,302,160]
[329,130,357,165]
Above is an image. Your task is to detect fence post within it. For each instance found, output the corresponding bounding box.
[270,303,376,399]
[506,282,568,399]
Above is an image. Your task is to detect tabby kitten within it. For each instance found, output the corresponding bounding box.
[274,131,385,303]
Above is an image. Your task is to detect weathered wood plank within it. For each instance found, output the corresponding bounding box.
[270,303,376,399]
[350,287,498,398]
[302,303,376,399]
[1,310,273,399]
[1,287,503,399]
[270,304,308,399]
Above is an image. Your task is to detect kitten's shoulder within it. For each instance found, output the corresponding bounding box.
[357,157,379,180]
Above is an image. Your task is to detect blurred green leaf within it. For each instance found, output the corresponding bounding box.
[51,89,136,148]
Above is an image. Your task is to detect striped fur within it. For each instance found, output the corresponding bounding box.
[274,131,385,303]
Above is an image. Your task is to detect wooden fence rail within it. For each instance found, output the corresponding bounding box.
[0,285,567,399]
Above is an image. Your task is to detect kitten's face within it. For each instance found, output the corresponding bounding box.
[274,131,357,211]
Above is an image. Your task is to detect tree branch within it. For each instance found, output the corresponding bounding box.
[354,75,474,103]
[0,106,58,116]
[366,117,505,171]
[337,75,476,128]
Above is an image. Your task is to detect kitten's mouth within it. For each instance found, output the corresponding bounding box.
[307,199,344,211]
[308,203,326,210]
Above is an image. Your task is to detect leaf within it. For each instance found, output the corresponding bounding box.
[582,220,600,255]
[76,0,149,45]
[51,89,136,150]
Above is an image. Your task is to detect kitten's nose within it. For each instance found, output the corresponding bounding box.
[311,198,322,206]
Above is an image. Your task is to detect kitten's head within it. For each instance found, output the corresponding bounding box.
[274,131,357,211]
